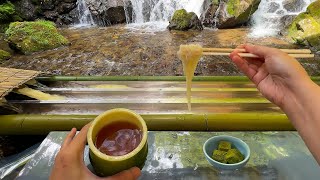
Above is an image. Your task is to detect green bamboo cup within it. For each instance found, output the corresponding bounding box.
[87,108,148,177]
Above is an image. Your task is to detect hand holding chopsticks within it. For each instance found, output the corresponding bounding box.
[202,47,314,59]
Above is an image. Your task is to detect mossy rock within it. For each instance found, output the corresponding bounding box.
[218,0,261,28]
[0,49,10,61]
[287,0,320,50]
[5,20,70,54]
[306,0,320,23]
[168,9,203,31]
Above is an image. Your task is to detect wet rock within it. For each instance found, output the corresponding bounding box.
[44,11,59,21]
[267,2,280,13]
[200,0,219,27]
[40,0,55,10]
[12,0,37,21]
[5,20,69,54]
[283,0,306,12]
[57,2,76,14]
[287,0,320,50]
[279,15,297,34]
[86,0,132,25]
[12,0,77,26]
[168,9,203,31]
[217,0,261,28]
[0,49,10,61]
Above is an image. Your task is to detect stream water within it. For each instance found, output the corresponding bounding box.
[2,26,319,76]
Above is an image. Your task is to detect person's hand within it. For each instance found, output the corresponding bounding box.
[50,124,141,180]
[229,44,312,108]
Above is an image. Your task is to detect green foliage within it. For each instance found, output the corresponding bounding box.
[5,20,69,54]
[0,49,10,61]
[0,1,15,21]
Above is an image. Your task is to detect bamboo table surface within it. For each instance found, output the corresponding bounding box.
[16,131,320,180]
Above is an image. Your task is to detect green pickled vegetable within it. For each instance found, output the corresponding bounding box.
[211,141,245,164]
[212,150,227,163]
[225,149,244,164]
[218,141,231,152]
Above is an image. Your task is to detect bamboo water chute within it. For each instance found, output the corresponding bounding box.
[3,75,320,135]
[0,113,294,135]
[202,47,315,59]
[35,76,320,82]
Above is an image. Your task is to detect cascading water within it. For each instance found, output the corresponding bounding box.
[74,0,96,27]
[126,0,205,31]
[250,0,315,37]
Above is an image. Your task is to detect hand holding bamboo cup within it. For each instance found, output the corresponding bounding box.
[202,47,314,59]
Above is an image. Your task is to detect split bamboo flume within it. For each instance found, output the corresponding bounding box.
[35,76,320,82]
[0,113,294,135]
[202,47,314,59]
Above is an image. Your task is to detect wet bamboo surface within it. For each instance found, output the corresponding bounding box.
[4,76,318,134]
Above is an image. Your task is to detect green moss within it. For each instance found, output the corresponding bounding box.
[212,0,219,6]
[171,9,190,30]
[227,0,239,16]
[5,20,69,54]
[287,13,320,49]
[0,49,11,61]
[0,1,15,22]
[307,0,320,23]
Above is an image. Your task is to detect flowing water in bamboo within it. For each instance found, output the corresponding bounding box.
[177,44,203,111]
[16,87,65,101]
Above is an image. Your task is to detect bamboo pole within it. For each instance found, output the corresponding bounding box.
[0,113,294,135]
[36,76,251,82]
[36,76,320,82]
[202,48,312,54]
[206,113,294,131]
[202,52,315,59]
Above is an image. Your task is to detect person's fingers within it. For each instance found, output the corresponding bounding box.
[245,58,264,67]
[251,64,269,85]
[244,44,275,58]
[231,55,257,80]
[105,167,141,180]
[69,124,90,152]
[61,128,77,148]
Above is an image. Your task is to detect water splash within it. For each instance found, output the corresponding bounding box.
[74,0,96,27]
[126,0,205,32]
[250,0,315,37]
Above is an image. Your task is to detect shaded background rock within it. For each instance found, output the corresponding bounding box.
[5,20,69,54]
[86,0,132,26]
[168,9,203,31]
[9,0,77,26]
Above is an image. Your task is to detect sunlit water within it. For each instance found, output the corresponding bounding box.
[125,0,205,32]
[249,0,315,38]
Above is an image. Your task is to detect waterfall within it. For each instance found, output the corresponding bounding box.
[74,0,95,27]
[126,0,205,31]
[250,0,315,37]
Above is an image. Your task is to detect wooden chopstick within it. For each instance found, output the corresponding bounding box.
[202,52,315,59]
[202,48,312,54]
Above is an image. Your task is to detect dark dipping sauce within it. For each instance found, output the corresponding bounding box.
[95,121,143,156]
